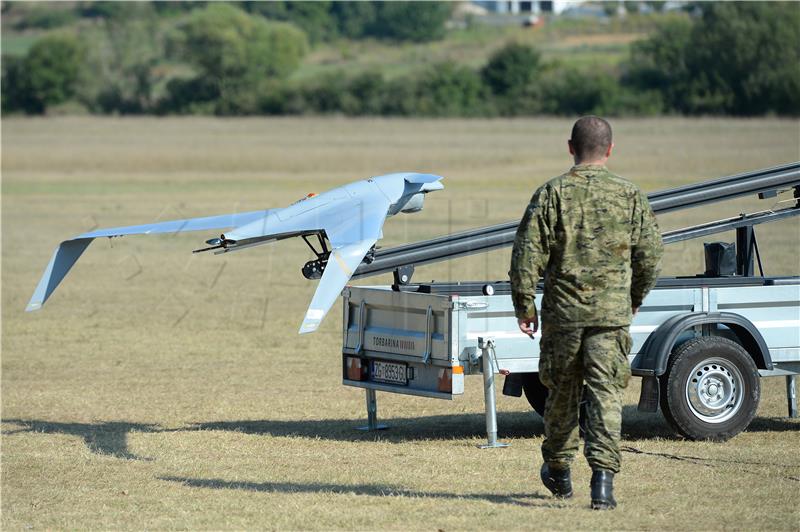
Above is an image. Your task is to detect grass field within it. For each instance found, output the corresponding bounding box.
[2,117,799,530]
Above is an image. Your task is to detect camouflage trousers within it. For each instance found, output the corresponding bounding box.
[538,323,632,473]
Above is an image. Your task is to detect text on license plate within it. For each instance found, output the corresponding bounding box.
[372,360,408,385]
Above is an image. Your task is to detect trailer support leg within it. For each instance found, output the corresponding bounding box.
[357,388,388,431]
[478,338,509,449]
[787,375,798,419]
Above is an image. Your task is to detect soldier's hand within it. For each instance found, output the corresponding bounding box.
[518,316,538,338]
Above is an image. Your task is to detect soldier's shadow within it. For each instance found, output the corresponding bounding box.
[158,475,552,507]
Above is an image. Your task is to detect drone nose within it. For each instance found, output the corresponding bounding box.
[420,181,444,193]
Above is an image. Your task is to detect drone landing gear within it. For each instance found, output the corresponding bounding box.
[301,234,330,280]
[301,233,378,280]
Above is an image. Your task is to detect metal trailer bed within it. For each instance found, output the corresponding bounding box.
[341,276,799,443]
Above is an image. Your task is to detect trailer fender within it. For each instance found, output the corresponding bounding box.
[632,311,773,378]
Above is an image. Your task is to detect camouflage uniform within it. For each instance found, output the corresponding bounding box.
[510,164,662,473]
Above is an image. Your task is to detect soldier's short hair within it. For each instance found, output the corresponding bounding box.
[570,116,612,161]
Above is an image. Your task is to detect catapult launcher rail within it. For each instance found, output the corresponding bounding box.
[352,161,800,281]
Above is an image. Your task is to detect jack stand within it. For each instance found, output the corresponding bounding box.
[787,375,798,418]
[478,337,509,449]
[357,388,389,431]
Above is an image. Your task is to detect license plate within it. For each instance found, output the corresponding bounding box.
[371,360,408,385]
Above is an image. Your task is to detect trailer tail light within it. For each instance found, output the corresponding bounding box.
[438,365,463,393]
[345,356,367,381]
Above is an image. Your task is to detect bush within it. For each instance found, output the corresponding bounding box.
[244,1,334,44]
[414,63,487,116]
[482,42,542,97]
[2,33,87,114]
[346,71,386,115]
[299,73,353,114]
[539,67,639,116]
[379,77,418,116]
[331,2,377,39]
[158,77,219,115]
[370,2,452,43]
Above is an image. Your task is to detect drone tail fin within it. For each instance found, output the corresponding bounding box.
[26,238,93,312]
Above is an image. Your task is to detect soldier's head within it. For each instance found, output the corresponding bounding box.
[568,116,613,164]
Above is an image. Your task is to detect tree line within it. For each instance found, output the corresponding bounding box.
[2,2,798,117]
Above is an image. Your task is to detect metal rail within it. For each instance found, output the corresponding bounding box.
[661,208,800,245]
[353,162,800,279]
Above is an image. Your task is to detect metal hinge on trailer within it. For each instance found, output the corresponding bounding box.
[422,305,434,365]
[343,299,367,355]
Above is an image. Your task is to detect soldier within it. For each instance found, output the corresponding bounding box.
[509,116,663,509]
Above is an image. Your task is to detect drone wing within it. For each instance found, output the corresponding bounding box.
[26,210,271,312]
[298,199,392,333]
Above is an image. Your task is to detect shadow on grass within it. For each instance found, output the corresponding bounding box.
[159,476,554,507]
[621,405,678,440]
[745,416,800,433]
[3,410,797,461]
[1,418,160,460]
[620,405,800,441]
[190,411,544,443]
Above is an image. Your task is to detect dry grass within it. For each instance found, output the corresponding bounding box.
[2,117,799,530]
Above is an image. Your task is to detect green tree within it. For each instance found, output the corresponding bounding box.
[244,1,334,44]
[331,2,377,39]
[688,2,800,114]
[173,3,308,113]
[624,17,692,112]
[179,3,307,80]
[625,3,800,115]
[83,4,164,114]
[2,33,86,114]
[371,2,452,43]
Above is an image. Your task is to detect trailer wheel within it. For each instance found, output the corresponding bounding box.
[660,336,760,441]
[522,374,588,434]
[522,373,548,417]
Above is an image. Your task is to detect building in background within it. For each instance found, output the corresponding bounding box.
[473,1,574,15]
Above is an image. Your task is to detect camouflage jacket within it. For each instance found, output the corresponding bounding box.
[510,164,663,327]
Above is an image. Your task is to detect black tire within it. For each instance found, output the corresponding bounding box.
[660,336,760,441]
[522,372,548,417]
[522,373,588,435]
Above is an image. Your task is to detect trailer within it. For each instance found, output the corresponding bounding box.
[339,163,800,443]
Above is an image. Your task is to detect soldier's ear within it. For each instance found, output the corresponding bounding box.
[606,143,614,158]
[568,140,575,156]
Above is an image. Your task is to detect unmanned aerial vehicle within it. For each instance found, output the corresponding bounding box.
[27,172,444,333]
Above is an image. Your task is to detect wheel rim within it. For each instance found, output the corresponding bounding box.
[685,357,744,424]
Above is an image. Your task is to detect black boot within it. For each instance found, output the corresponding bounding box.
[540,463,573,498]
[590,470,616,510]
